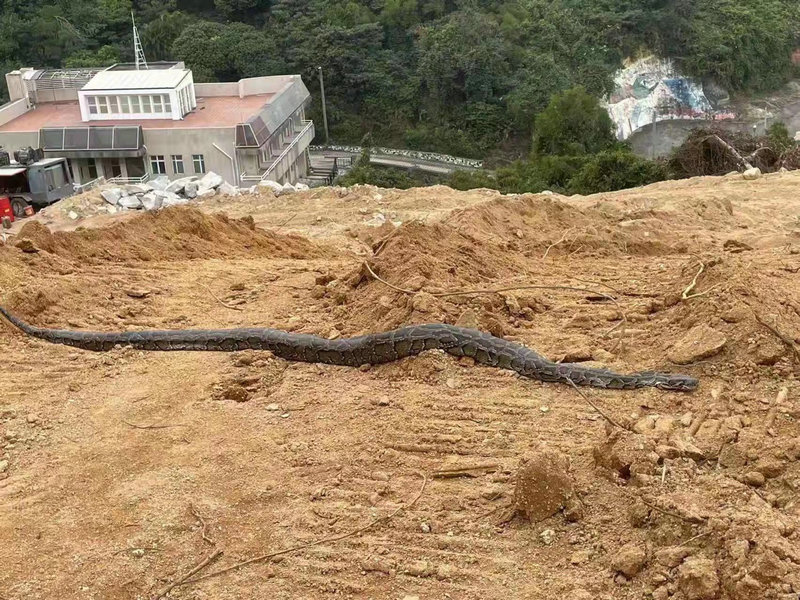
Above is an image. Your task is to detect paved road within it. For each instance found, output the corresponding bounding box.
[313,150,480,175]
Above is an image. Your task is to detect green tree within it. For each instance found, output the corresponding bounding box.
[568,148,667,194]
[64,45,120,67]
[532,86,616,156]
[142,11,195,61]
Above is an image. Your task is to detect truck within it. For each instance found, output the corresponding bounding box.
[0,147,74,219]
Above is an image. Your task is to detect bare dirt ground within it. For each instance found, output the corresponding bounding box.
[1,173,799,600]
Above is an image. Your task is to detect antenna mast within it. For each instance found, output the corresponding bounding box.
[132,12,148,70]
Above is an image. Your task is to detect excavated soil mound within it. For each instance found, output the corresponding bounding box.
[13,206,325,263]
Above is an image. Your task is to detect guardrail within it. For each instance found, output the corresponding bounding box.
[73,176,106,193]
[241,120,315,183]
[310,144,483,169]
[107,174,151,185]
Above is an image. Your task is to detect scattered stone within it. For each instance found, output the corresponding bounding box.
[184,181,199,198]
[611,542,647,577]
[68,210,79,220]
[0,459,7,473]
[514,448,577,522]
[539,529,556,545]
[742,167,762,180]
[295,182,310,191]
[259,180,283,195]
[280,182,296,196]
[678,557,720,600]
[420,522,431,533]
[754,338,786,366]
[570,550,591,565]
[266,403,280,411]
[124,288,151,299]
[656,546,693,568]
[744,471,766,487]
[667,325,727,364]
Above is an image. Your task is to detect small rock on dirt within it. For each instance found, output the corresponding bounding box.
[0,459,8,473]
[455,309,480,329]
[742,167,762,180]
[13,238,39,253]
[743,471,766,487]
[611,542,647,577]
[514,448,577,522]
[124,288,151,298]
[678,557,720,600]
[266,403,280,411]
[667,325,727,364]
[656,546,693,568]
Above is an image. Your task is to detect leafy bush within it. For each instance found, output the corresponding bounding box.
[568,149,668,194]
[532,86,616,156]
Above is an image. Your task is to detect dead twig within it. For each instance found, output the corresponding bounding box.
[567,379,627,430]
[542,227,576,259]
[122,421,186,430]
[640,498,706,524]
[754,313,800,362]
[152,549,223,600]
[682,261,705,300]
[432,462,499,478]
[190,503,215,546]
[201,284,244,312]
[180,471,428,586]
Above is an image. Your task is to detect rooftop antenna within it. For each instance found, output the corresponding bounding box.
[132,11,148,70]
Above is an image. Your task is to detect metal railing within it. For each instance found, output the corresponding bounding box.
[107,173,151,185]
[241,120,315,183]
[73,176,106,193]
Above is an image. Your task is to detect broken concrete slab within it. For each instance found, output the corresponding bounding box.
[198,171,223,189]
[165,176,197,194]
[184,181,199,198]
[148,175,170,191]
[258,180,283,194]
[280,182,296,196]
[125,183,151,195]
[196,187,217,198]
[118,195,143,209]
[219,182,239,196]
[100,187,124,205]
[140,192,162,211]
[295,182,310,191]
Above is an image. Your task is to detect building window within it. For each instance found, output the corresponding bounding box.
[120,96,131,114]
[97,96,110,114]
[88,96,97,115]
[150,155,166,175]
[171,155,184,174]
[141,95,151,113]
[164,95,172,113]
[130,95,141,113]
[152,95,163,113]
[192,154,205,174]
[87,158,98,180]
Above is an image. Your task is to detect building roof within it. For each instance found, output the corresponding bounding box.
[0,95,274,133]
[82,69,191,91]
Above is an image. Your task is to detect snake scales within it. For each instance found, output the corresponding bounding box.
[0,306,698,391]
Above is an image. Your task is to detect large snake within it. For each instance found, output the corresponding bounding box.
[0,306,698,391]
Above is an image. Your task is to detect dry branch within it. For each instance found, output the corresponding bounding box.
[153,549,223,600]
[179,471,428,585]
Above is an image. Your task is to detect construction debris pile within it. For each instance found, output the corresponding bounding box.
[99,173,310,212]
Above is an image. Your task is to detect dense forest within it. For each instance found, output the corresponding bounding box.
[2,0,799,158]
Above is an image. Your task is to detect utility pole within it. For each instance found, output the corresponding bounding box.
[317,66,330,145]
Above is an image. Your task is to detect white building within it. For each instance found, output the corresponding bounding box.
[0,62,315,187]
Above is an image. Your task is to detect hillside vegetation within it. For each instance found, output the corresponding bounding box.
[2,0,799,160]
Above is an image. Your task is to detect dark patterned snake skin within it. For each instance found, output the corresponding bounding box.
[0,306,698,391]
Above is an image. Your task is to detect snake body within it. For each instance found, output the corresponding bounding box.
[0,306,698,391]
